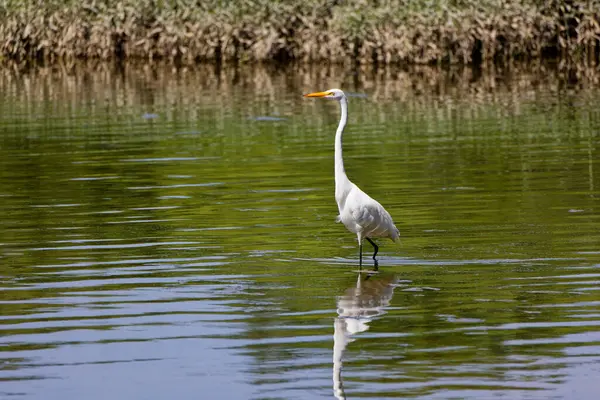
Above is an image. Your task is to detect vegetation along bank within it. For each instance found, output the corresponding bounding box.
[1,0,599,65]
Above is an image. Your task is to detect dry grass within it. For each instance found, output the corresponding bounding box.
[1,0,599,65]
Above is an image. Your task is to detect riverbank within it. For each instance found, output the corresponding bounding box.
[1,1,599,65]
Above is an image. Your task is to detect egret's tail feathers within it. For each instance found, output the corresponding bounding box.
[390,227,400,242]
[335,215,342,223]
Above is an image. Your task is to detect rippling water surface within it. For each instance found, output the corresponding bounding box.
[1,64,599,399]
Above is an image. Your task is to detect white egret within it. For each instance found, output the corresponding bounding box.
[304,89,400,269]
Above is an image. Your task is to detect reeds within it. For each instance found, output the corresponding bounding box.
[1,0,599,65]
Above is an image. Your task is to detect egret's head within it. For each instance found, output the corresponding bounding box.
[303,88,345,101]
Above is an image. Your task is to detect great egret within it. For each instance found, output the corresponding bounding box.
[304,88,400,269]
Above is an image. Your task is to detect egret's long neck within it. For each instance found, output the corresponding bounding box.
[335,96,351,200]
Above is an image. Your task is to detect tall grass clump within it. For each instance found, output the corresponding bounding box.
[1,0,599,65]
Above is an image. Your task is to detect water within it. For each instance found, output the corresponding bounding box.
[1,63,599,399]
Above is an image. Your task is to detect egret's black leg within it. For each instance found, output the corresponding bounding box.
[359,243,363,269]
[366,238,379,270]
[366,238,379,259]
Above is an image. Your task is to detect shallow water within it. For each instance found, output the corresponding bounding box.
[1,64,599,399]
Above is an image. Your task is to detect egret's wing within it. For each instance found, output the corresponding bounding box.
[350,200,383,230]
[349,197,398,239]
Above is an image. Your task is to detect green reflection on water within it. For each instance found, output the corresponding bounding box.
[0,63,599,399]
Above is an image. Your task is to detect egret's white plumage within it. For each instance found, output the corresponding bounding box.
[304,88,399,268]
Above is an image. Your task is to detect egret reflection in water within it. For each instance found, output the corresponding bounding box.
[333,272,400,399]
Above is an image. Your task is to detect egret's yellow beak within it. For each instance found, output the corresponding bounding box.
[303,91,331,98]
